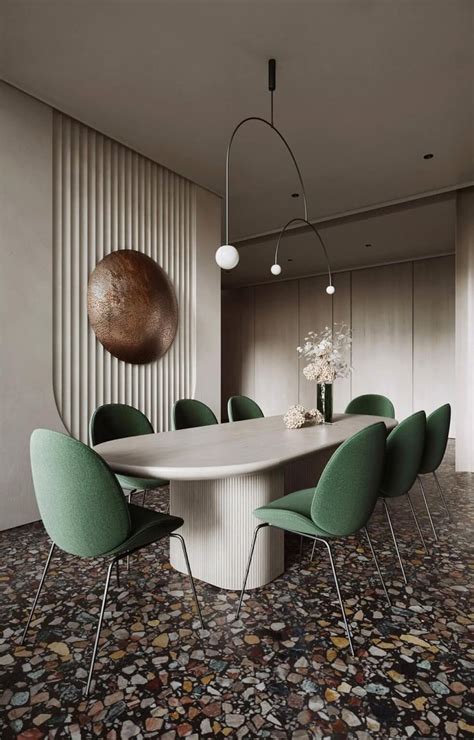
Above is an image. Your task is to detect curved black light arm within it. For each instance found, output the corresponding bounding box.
[225,117,308,244]
[273,217,333,288]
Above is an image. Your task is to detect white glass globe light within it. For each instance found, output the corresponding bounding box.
[271,263,282,276]
[326,284,335,295]
[215,244,239,270]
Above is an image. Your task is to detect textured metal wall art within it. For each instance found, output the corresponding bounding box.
[87,249,178,364]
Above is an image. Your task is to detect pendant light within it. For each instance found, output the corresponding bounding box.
[271,217,334,294]
[215,59,334,295]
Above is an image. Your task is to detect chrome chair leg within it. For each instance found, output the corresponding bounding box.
[236,523,268,620]
[363,526,391,607]
[382,499,408,584]
[169,533,204,630]
[406,493,428,553]
[20,542,56,645]
[141,490,146,506]
[115,560,121,588]
[433,471,451,521]
[310,539,317,561]
[299,535,303,563]
[85,558,116,697]
[417,476,439,542]
[319,538,355,656]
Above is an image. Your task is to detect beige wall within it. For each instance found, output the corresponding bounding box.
[455,188,474,471]
[0,85,65,530]
[0,83,221,529]
[222,256,455,434]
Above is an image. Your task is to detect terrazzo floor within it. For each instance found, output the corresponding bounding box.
[0,442,473,739]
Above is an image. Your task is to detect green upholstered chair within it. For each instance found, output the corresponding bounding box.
[24,429,203,697]
[89,404,169,506]
[172,399,218,430]
[236,422,389,655]
[345,394,396,419]
[417,404,452,525]
[379,410,429,584]
[227,395,264,422]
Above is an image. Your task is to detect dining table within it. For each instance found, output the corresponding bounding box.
[94,413,397,590]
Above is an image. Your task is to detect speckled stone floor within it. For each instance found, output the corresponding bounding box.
[0,441,473,739]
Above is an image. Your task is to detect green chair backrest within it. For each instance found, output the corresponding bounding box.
[419,404,451,474]
[89,403,154,446]
[380,410,426,498]
[311,422,387,536]
[30,429,130,557]
[345,394,395,419]
[227,395,264,422]
[172,399,218,430]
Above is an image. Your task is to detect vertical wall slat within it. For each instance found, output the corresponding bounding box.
[53,111,196,442]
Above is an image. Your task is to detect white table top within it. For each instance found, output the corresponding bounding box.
[94,413,397,481]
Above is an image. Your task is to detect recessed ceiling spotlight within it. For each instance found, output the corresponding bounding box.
[291,192,300,198]
[423,153,434,160]
[365,243,372,248]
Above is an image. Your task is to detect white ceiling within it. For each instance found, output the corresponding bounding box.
[2,0,473,280]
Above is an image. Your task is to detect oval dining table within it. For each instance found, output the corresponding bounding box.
[94,413,397,591]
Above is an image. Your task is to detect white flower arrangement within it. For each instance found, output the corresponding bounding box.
[283,405,324,429]
[297,323,352,383]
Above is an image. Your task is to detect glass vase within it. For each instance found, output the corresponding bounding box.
[317,382,333,423]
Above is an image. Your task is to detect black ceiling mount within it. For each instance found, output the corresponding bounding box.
[268,58,276,91]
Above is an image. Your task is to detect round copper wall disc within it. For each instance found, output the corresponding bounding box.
[87,250,178,364]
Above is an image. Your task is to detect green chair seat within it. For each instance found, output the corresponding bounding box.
[117,474,169,491]
[419,404,451,474]
[237,423,389,655]
[345,394,395,419]
[254,489,334,538]
[377,410,428,584]
[172,399,218,430]
[379,411,426,499]
[25,428,203,698]
[228,395,264,422]
[417,403,452,523]
[89,404,169,496]
[106,504,183,557]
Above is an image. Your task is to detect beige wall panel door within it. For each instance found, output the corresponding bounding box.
[455,188,474,470]
[254,281,299,416]
[221,289,242,419]
[221,287,255,419]
[332,271,352,413]
[414,256,455,436]
[238,287,256,401]
[298,275,332,408]
[352,263,413,420]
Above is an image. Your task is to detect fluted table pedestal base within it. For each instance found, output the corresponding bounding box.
[169,469,284,590]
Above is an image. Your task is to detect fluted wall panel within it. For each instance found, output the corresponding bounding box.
[53,112,196,442]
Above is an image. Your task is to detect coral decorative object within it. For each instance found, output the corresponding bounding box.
[283,405,324,430]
